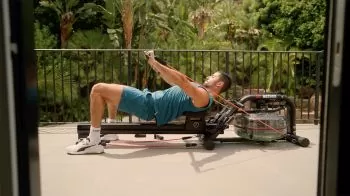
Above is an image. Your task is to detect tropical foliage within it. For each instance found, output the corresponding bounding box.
[34,0,326,122]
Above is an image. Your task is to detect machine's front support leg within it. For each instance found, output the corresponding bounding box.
[285,134,310,147]
[197,134,216,150]
[202,138,215,150]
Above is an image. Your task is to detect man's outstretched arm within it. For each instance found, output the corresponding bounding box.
[148,56,187,86]
[146,51,210,108]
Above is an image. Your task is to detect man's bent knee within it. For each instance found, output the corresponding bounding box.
[90,83,124,105]
[90,83,107,95]
[91,83,121,94]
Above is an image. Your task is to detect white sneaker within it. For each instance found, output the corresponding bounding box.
[101,134,119,141]
[66,138,104,155]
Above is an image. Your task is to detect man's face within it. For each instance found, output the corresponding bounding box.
[203,72,222,88]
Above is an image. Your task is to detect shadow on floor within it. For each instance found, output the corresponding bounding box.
[100,140,307,173]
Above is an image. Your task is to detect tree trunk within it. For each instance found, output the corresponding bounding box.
[198,22,205,39]
[121,0,134,86]
[60,12,74,49]
[122,0,133,49]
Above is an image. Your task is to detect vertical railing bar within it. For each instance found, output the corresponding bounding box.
[161,51,165,89]
[225,51,229,98]
[265,52,267,93]
[242,51,245,96]
[272,52,275,92]
[177,51,180,73]
[314,52,321,125]
[257,52,260,92]
[249,51,252,94]
[193,51,196,81]
[136,51,141,122]
[128,50,132,86]
[202,51,204,83]
[137,51,140,89]
[60,50,65,121]
[169,50,172,67]
[301,52,305,119]
[77,51,81,100]
[51,51,57,120]
[138,50,143,122]
[186,51,189,76]
[294,52,297,114]
[102,51,107,123]
[287,52,290,96]
[52,51,56,121]
[234,52,237,97]
[128,50,132,123]
[94,50,97,82]
[121,51,124,84]
[69,52,73,122]
[172,51,175,69]
[217,51,220,71]
[209,51,212,75]
[308,53,312,119]
[112,52,115,83]
[216,51,220,113]
[86,52,89,103]
[103,51,106,82]
[43,51,48,120]
[120,51,124,84]
[118,51,122,83]
[279,52,282,93]
[94,51,99,122]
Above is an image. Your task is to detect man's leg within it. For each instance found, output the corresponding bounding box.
[107,103,117,123]
[66,83,124,154]
[101,102,119,141]
[89,83,123,141]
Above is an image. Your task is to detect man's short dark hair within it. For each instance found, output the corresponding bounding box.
[218,71,232,93]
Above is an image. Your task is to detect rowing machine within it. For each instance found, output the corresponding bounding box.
[76,93,310,150]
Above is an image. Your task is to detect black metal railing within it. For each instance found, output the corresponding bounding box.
[35,49,324,124]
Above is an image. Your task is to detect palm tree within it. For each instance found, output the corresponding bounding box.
[39,0,105,48]
[102,0,142,49]
[189,0,224,40]
[121,0,133,49]
[191,7,212,39]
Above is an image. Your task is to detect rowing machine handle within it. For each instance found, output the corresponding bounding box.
[285,134,310,147]
[144,51,168,65]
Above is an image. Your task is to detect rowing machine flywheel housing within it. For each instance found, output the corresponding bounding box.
[233,113,287,142]
[231,94,292,142]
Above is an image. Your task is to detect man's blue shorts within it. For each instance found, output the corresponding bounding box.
[117,86,156,121]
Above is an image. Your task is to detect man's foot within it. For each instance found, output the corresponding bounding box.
[66,138,104,155]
